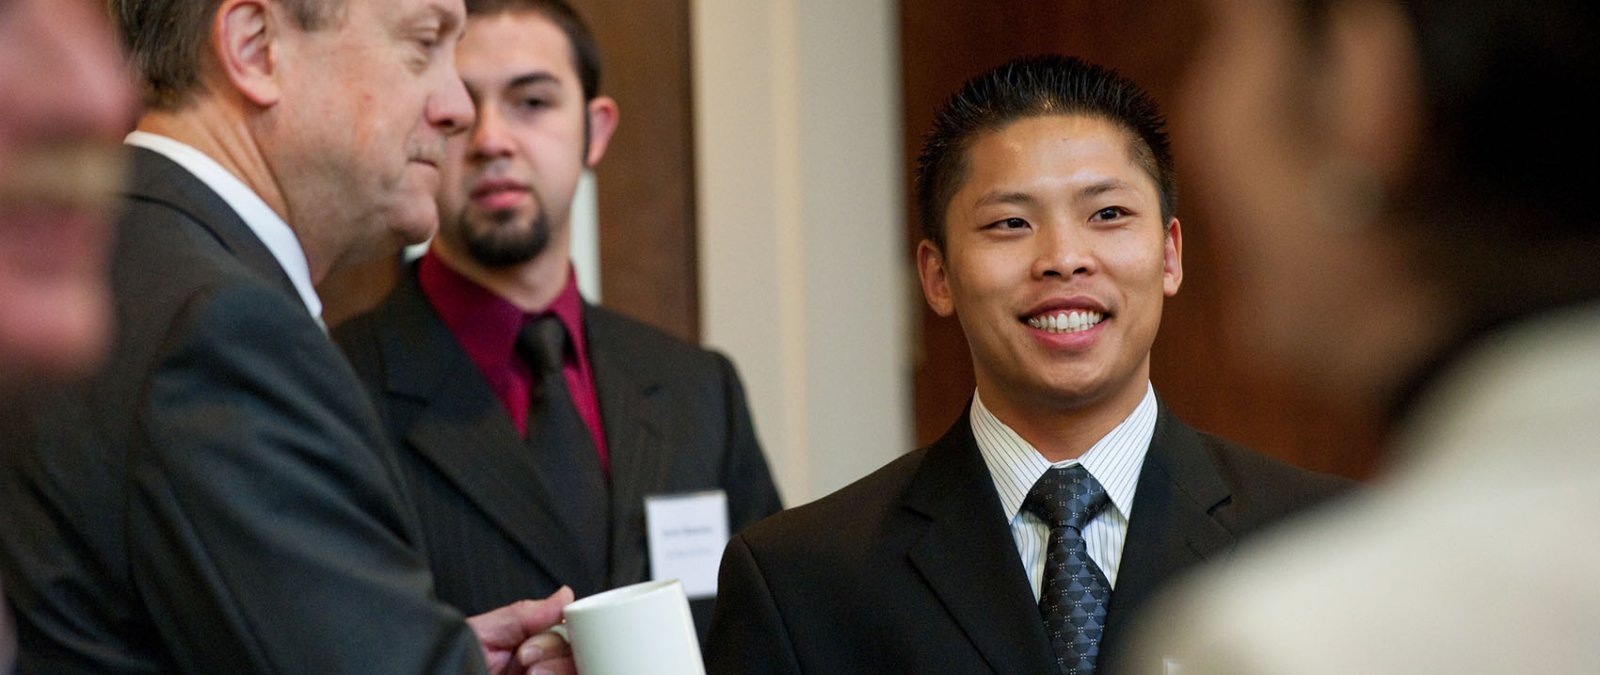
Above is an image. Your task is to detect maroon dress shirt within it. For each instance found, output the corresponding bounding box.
[417,251,610,475]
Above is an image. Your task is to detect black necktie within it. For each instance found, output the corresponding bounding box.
[1023,465,1112,675]
[517,315,609,590]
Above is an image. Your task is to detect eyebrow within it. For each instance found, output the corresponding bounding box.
[506,72,562,90]
[1077,179,1138,200]
[410,3,463,37]
[466,72,562,99]
[970,178,1145,211]
[973,191,1040,209]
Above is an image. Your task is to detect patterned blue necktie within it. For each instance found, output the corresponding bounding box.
[1023,465,1111,675]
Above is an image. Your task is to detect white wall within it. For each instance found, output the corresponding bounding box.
[570,171,601,302]
[692,0,911,505]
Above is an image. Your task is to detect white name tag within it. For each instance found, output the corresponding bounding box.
[644,490,730,599]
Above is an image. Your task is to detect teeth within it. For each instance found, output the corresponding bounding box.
[1027,310,1103,334]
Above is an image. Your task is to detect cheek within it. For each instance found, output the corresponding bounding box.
[526,128,583,170]
[436,165,466,211]
[946,253,1013,308]
[1099,235,1169,281]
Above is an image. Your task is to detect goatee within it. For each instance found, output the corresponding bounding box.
[458,206,552,268]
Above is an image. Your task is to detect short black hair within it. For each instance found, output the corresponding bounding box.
[915,55,1175,250]
[466,0,603,101]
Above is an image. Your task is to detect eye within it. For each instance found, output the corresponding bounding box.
[407,34,442,70]
[986,217,1030,230]
[411,26,443,51]
[1090,206,1129,222]
[516,97,550,111]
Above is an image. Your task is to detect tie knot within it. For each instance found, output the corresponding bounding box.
[517,314,568,374]
[1022,465,1108,531]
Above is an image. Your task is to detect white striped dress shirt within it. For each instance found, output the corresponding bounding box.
[972,384,1156,599]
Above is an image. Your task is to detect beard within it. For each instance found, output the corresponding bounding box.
[454,201,553,269]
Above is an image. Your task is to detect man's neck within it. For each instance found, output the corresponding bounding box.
[976,375,1152,463]
[430,240,572,313]
[135,107,324,279]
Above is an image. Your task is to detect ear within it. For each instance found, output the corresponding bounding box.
[583,95,620,168]
[916,239,956,317]
[1162,217,1184,297]
[213,0,283,107]
[1322,0,1422,184]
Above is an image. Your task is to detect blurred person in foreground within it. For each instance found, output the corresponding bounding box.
[0,0,128,388]
[332,0,781,641]
[0,0,575,672]
[705,55,1348,675]
[1127,0,1600,672]
[0,0,134,669]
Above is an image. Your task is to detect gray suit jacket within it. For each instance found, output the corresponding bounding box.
[332,265,782,638]
[704,403,1351,674]
[0,148,482,674]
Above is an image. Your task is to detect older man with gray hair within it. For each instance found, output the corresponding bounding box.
[0,0,573,672]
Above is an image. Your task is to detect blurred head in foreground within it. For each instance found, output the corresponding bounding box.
[1184,0,1600,409]
[0,0,132,385]
[1123,2,1600,672]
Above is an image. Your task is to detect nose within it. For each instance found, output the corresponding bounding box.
[1031,221,1095,280]
[466,100,514,161]
[428,69,476,139]
[4,0,134,144]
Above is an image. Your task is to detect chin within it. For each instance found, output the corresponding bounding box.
[388,201,441,246]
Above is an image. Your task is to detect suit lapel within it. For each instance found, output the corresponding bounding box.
[1103,402,1235,651]
[904,413,1058,675]
[124,147,300,302]
[584,307,671,587]
[376,271,595,591]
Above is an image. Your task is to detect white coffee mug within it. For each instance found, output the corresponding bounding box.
[549,579,705,675]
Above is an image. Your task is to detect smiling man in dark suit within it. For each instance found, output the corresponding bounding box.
[704,55,1350,675]
[0,0,579,673]
[332,0,782,640]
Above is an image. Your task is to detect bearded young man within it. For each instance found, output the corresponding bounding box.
[333,0,781,640]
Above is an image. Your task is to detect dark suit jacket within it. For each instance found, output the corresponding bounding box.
[704,404,1350,674]
[332,265,782,638]
[0,148,482,674]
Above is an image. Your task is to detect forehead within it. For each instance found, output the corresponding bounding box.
[958,114,1153,196]
[350,0,464,29]
[458,11,579,87]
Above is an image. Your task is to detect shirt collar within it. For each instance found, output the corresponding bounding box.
[124,131,323,323]
[971,383,1157,524]
[418,249,588,373]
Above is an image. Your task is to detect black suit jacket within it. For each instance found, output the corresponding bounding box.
[704,404,1350,674]
[332,265,782,637]
[0,148,482,674]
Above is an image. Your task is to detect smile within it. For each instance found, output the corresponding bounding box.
[1026,310,1103,334]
